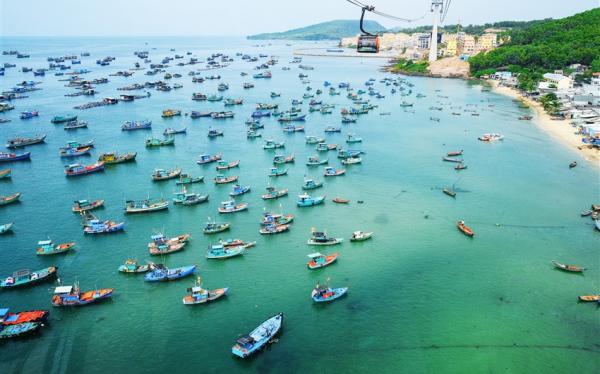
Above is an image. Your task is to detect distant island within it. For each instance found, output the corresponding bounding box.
[247,19,385,40]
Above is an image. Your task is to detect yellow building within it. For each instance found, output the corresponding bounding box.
[446,36,458,56]
[478,33,497,51]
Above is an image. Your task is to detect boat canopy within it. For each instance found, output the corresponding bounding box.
[191,286,203,292]
[236,335,255,345]
[307,252,323,258]
[37,240,51,245]
[54,286,73,294]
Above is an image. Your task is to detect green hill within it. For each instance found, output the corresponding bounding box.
[247,19,386,41]
[469,8,600,78]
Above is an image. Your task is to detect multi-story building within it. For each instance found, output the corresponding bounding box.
[415,33,430,49]
[477,33,497,51]
[445,35,458,56]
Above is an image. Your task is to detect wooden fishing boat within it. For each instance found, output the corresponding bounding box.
[305,136,325,145]
[161,109,181,118]
[6,135,46,148]
[0,308,49,325]
[183,277,229,305]
[125,198,169,214]
[457,220,474,237]
[0,152,31,162]
[52,282,113,306]
[64,162,104,177]
[324,126,341,133]
[36,240,75,255]
[176,173,204,184]
[207,128,224,138]
[0,222,13,234]
[197,153,222,165]
[83,219,125,234]
[311,283,348,303]
[324,167,345,177]
[230,184,251,197]
[569,161,577,169]
[268,167,287,177]
[259,223,289,234]
[214,174,238,184]
[263,139,285,150]
[60,140,94,151]
[203,221,230,234]
[231,313,283,358]
[152,168,181,181]
[121,120,152,131]
[206,244,244,259]
[297,193,325,207]
[307,229,343,246]
[247,129,262,138]
[443,188,456,197]
[98,152,136,164]
[216,160,240,170]
[219,239,256,249]
[341,157,361,165]
[578,295,600,302]
[72,199,104,213]
[144,264,196,282]
[306,155,328,166]
[261,212,294,226]
[478,133,504,142]
[350,231,373,242]
[273,154,295,165]
[1,267,58,288]
[307,252,338,269]
[218,200,248,214]
[0,192,21,206]
[552,260,584,273]
[51,115,77,124]
[146,137,175,147]
[332,197,350,204]
[172,187,209,205]
[447,150,463,157]
[0,322,42,339]
[60,146,92,157]
[63,120,88,130]
[262,186,288,200]
[118,259,149,273]
[302,179,323,190]
[163,127,187,136]
[148,233,190,255]
[0,168,11,179]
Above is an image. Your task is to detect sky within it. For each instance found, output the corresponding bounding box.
[1,0,598,37]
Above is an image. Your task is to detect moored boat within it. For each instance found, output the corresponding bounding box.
[0,192,21,206]
[231,313,283,358]
[230,184,251,197]
[311,283,348,303]
[1,267,58,288]
[203,220,230,234]
[261,186,288,200]
[83,219,125,234]
[457,220,474,237]
[118,259,149,273]
[6,135,46,148]
[0,308,48,325]
[302,178,323,190]
[52,282,113,306]
[214,174,238,184]
[183,277,229,305]
[350,231,373,242]
[148,233,190,255]
[0,222,14,234]
[152,168,181,181]
[216,160,240,170]
[98,152,136,164]
[197,153,222,164]
[0,322,42,339]
[72,199,104,212]
[297,193,325,207]
[64,162,104,176]
[0,152,31,162]
[307,229,343,246]
[144,264,196,282]
[552,260,585,273]
[125,198,169,214]
[218,200,248,214]
[121,120,151,131]
[36,240,75,255]
[145,137,175,147]
[175,173,204,184]
[307,252,338,269]
[332,197,350,204]
[51,115,77,124]
[206,244,245,259]
[578,295,600,302]
[268,167,287,177]
[0,168,11,179]
[60,146,92,157]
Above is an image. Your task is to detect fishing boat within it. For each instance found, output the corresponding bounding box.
[0,308,48,325]
[176,173,204,184]
[63,120,88,130]
[268,167,287,177]
[211,111,234,119]
[216,160,240,170]
[125,198,169,214]
[443,188,456,197]
[51,115,77,124]
[324,167,345,177]
[207,95,223,102]
[332,197,350,204]
[60,140,94,151]
[161,109,181,118]
[83,219,125,234]
[1,267,58,288]
[273,154,294,165]
[183,277,229,305]
[121,120,151,131]
[552,260,585,273]
[197,153,222,164]
[219,238,256,249]
[578,295,600,302]
[442,156,463,163]
[247,129,262,138]
[214,174,238,184]
[457,220,474,237]
[297,193,325,207]
[52,282,113,306]
[231,313,283,358]
[0,168,11,179]
[224,98,243,106]
[144,264,196,282]
[0,222,14,234]
[307,229,343,246]
[261,186,288,200]
[263,139,285,150]
[0,152,31,162]
[259,222,290,234]
[6,135,46,148]
[152,168,181,181]
[98,152,136,164]
[307,252,338,269]
[455,163,468,170]
[148,233,190,255]
[218,200,248,214]
[341,117,356,123]
[282,125,305,133]
[72,199,104,212]
[302,178,323,190]
[324,126,341,133]
[230,184,251,197]
[64,162,104,176]
[19,110,39,120]
[306,155,328,166]
[118,259,149,273]
[595,220,600,231]
[261,212,294,226]
[311,283,348,303]
[190,111,213,118]
[145,137,175,147]
[0,192,21,206]
[206,244,244,259]
[60,146,92,157]
[350,231,373,242]
[341,157,361,165]
[252,110,271,118]
[569,161,577,169]
[172,187,209,205]
[207,128,224,137]
[0,322,42,339]
[36,240,75,255]
[163,127,187,136]
[447,150,463,157]
[478,133,504,142]
[305,136,325,145]
[203,220,230,234]
[345,133,362,143]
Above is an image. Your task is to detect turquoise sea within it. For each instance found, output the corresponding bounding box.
[0,37,598,373]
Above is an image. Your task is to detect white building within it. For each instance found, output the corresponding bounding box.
[542,73,573,90]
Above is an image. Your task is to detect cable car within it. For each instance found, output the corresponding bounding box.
[356,5,380,53]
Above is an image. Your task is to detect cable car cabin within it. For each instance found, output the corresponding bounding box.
[357,35,379,53]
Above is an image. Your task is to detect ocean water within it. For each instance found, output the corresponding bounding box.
[0,37,598,374]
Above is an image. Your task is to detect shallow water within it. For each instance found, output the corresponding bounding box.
[0,37,599,374]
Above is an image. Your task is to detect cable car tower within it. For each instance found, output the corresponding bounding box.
[428,0,451,62]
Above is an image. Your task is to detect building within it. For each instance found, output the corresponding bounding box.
[415,33,430,49]
[460,35,475,55]
[477,33,497,51]
[542,73,574,90]
[446,35,457,56]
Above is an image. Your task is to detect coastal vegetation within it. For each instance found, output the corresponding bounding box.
[247,19,385,40]
[391,19,551,36]
[391,59,429,75]
[539,93,561,115]
[469,8,600,85]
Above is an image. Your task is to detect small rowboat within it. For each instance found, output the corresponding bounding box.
[1,267,58,288]
[36,240,75,255]
[183,277,229,305]
[72,199,104,212]
[231,313,283,358]
[443,188,456,197]
[350,231,373,242]
[569,161,577,169]
[311,284,348,303]
[0,222,14,234]
[0,192,21,206]
[307,252,338,269]
[0,168,11,179]
[332,197,349,204]
[455,163,468,170]
[578,295,600,302]
[581,210,593,217]
[552,260,584,273]
[457,220,474,237]
[214,174,238,184]
[216,160,240,170]
[447,150,463,157]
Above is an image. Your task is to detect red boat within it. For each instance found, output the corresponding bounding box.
[64,162,104,177]
[332,197,350,204]
[0,308,49,325]
[457,220,474,237]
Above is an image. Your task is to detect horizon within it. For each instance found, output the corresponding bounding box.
[1,0,598,37]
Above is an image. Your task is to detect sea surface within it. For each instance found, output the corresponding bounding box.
[0,37,598,374]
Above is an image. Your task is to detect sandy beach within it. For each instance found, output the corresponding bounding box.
[489,80,600,167]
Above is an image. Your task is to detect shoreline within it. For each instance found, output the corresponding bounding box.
[488,80,600,168]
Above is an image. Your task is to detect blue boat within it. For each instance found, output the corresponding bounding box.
[20,110,39,119]
[230,184,251,197]
[121,120,152,131]
[144,264,196,282]
[297,193,325,207]
[83,219,125,234]
[251,110,271,118]
[206,244,244,259]
[0,152,31,162]
[232,313,283,358]
[311,284,348,303]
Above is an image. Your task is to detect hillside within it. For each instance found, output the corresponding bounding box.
[247,19,385,40]
[390,19,550,36]
[469,8,600,78]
